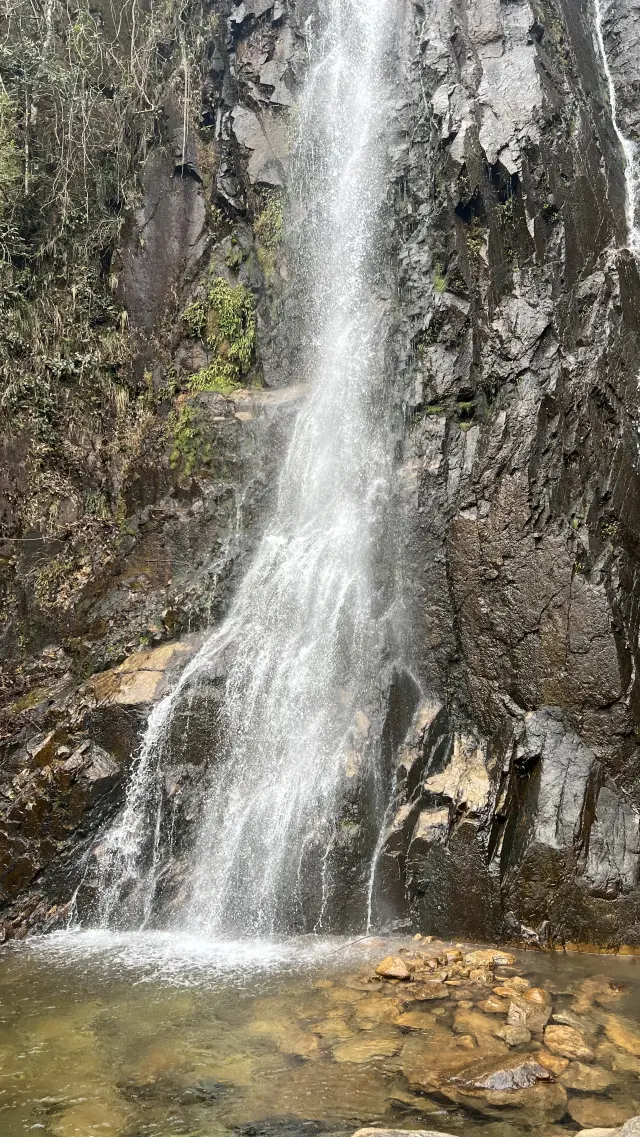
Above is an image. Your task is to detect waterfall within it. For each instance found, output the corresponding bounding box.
[95,0,400,937]
[593,0,640,251]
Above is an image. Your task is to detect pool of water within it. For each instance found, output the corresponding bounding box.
[1,931,639,1137]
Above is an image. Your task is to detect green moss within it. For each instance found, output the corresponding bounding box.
[254,195,284,250]
[254,194,283,280]
[425,403,445,415]
[499,196,514,223]
[183,277,255,395]
[169,404,212,476]
[84,490,111,519]
[0,94,21,215]
[433,265,447,293]
[6,685,49,714]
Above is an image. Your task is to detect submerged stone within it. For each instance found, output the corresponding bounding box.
[569,1099,632,1129]
[604,1015,640,1057]
[560,1061,617,1091]
[353,1130,457,1137]
[493,1024,532,1047]
[332,1031,402,1063]
[395,1009,437,1031]
[452,1056,550,1090]
[477,994,509,1014]
[544,1024,595,1061]
[538,1048,570,1074]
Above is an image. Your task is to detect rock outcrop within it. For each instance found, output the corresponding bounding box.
[376,0,640,946]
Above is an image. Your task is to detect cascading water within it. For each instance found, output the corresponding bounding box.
[94,0,402,936]
[593,0,639,251]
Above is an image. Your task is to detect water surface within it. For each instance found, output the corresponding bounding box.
[2,933,640,1137]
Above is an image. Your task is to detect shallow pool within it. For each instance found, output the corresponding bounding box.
[1,931,639,1137]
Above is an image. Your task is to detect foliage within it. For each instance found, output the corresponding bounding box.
[183,277,255,394]
[0,0,217,473]
[254,195,284,250]
[433,264,447,293]
[254,194,283,279]
[169,403,212,475]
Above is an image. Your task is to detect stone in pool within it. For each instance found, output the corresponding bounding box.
[332,1030,402,1062]
[544,1024,595,1061]
[604,1015,640,1056]
[375,956,411,979]
[353,1130,457,1137]
[493,1024,531,1047]
[569,1099,632,1128]
[560,1061,616,1091]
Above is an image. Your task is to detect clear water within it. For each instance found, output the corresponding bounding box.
[2,933,640,1137]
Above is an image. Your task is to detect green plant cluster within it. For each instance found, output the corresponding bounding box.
[169,403,212,475]
[183,277,256,394]
[254,195,283,279]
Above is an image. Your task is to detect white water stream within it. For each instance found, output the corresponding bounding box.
[593,0,640,251]
[94,0,399,936]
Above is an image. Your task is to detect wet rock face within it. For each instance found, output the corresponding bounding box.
[382,0,640,946]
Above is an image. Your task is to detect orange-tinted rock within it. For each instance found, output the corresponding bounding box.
[538,1049,570,1075]
[375,955,411,980]
[544,1025,595,1062]
[478,994,509,1014]
[604,1015,640,1057]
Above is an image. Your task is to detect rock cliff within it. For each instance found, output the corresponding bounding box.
[1,0,640,947]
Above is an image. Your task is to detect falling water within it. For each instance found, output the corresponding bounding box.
[593,0,640,251]
[95,0,400,936]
